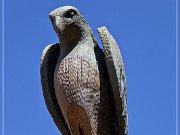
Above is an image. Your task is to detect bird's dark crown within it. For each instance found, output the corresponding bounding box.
[49,6,93,45]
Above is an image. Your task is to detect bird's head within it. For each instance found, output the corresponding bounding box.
[49,6,91,44]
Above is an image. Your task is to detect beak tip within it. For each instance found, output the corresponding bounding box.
[49,12,53,18]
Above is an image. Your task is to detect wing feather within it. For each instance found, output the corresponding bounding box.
[40,43,70,135]
[98,27,128,135]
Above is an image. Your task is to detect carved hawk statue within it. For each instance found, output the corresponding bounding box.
[40,6,127,135]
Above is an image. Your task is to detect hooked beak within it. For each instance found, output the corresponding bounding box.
[49,14,63,37]
[49,14,55,22]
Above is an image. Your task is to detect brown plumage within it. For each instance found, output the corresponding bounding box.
[40,6,127,135]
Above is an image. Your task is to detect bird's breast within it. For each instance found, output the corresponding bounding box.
[54,55,100,113]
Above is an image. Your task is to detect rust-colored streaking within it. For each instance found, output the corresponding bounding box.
[54,43,115,135]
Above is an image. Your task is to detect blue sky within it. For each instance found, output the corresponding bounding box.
[1,0,178,135]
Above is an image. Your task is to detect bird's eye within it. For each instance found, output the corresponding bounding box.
[64,10,77,18]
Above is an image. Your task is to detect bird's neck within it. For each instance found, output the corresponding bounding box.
[58,27,94,61]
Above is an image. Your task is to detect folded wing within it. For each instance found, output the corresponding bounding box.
[98,27,128,135]
[40,43,70,135]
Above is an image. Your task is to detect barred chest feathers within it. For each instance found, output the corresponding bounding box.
[54,43,101,133]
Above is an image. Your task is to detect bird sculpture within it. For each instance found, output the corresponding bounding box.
[40,6,127,135]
